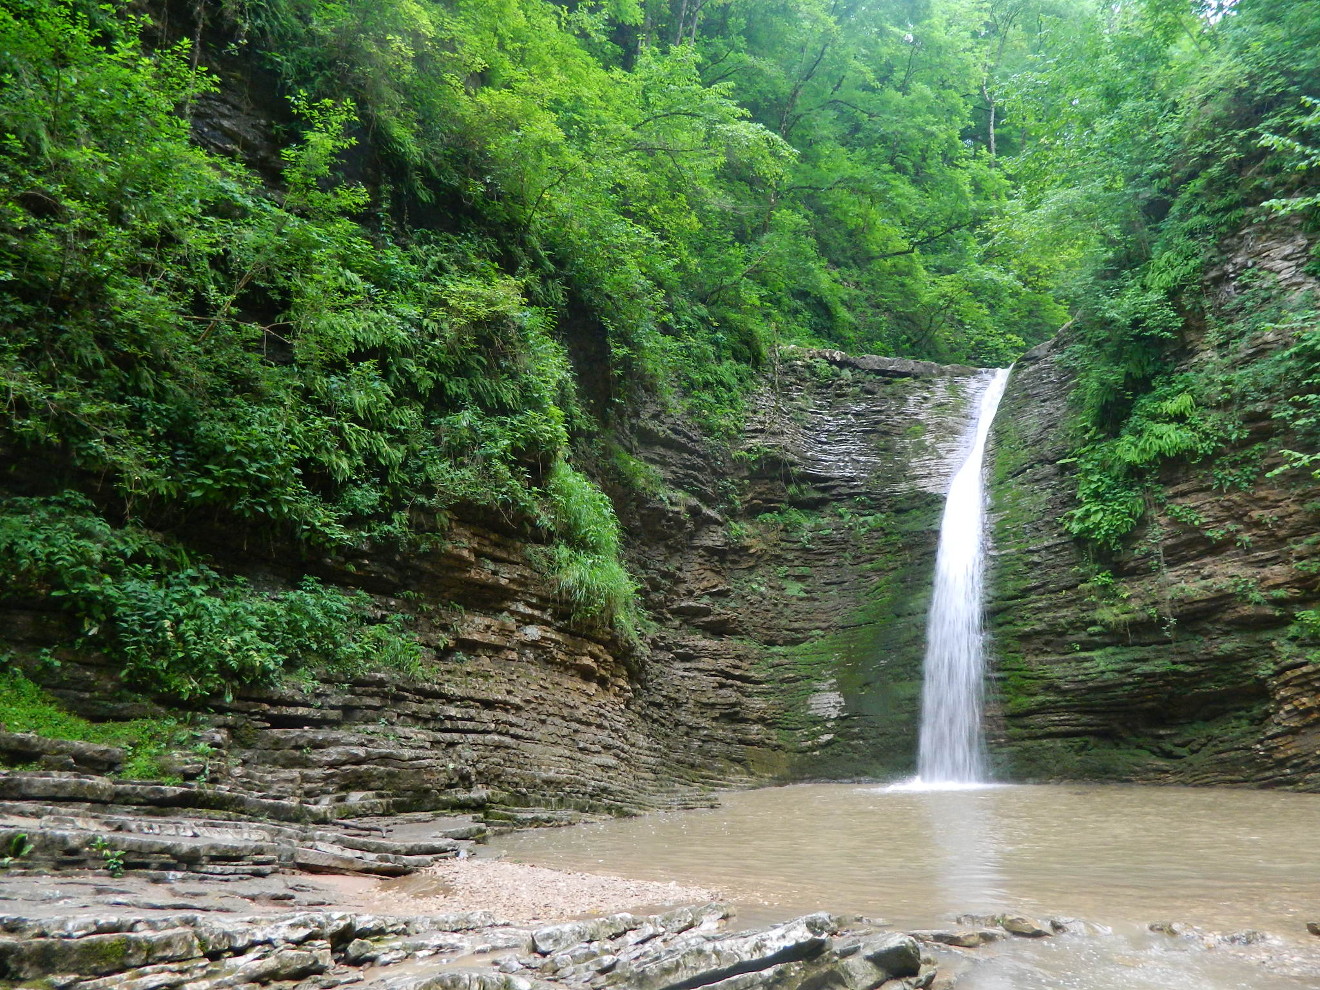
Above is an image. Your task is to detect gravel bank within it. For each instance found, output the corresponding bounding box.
[352,858,722,924]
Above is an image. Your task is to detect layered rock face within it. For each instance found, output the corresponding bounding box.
[4,521,731,819]
[624,352,986,781]
[0,901,936,990]
[987,222,1320,788]
[2,353,986,816]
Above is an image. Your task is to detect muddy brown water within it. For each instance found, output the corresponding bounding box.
[491,782,1320,989]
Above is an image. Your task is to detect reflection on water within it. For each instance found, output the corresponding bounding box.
[492,782,1320,947]
[920,789,1005,919]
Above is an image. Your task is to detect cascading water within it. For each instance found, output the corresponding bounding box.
[912,367,1011,787]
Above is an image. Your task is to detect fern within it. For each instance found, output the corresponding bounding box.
[534,460,642,642]
[0,495,421,700]
[1064,377,1230,548]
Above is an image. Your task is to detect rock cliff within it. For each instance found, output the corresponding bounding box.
[1,352,989,817]
[987,220,1320,788]
[0,16,1004,816]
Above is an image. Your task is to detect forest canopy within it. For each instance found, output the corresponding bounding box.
[1,0,1317,689]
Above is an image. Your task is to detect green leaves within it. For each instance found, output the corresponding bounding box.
[0,495,421,700]
[534,459,642,639]
[0,1,653,666]
[1260,96,1320,216]
[281,96,370,220]
[1022,0,1320,549]
[0,1,588,545]
[237,0,1073,378]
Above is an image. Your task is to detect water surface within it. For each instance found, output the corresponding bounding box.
[492,783,1320,987]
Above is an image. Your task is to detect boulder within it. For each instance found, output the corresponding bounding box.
[854,933,922,977]
[0,929,202,980]
[344,938,379,964]
[1000,916,1051,938]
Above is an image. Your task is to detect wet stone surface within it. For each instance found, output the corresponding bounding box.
[0,892,939,990]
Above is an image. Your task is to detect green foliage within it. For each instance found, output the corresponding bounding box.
[1002,0,1320,548]
[1063,375,1233,548]
[0,0,645,649]
[1271,323,1320,479]
[1261,97,1320,216]
[89,836,126,878]
[0,832,34,869]
[535,460,641,639]
[603,443,670,499]
[1291,608,1320,643]
[0,667,190,779]
[226,0,1069,371]
[0,1,582,543]
[0,494,421,699]
[1064,283,1319,549]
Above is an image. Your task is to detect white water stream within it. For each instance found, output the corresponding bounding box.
[912,367,1011,786]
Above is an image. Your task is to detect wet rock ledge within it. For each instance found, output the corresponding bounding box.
[0,800,483,879]
[0,904,937,990]
[0,796,946,990]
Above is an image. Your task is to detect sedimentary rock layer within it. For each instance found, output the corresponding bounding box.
[2,353,981,814]
[987,221,1320,788]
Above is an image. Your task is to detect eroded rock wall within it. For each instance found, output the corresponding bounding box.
[2,353,987,815]
[987,222,1320,788]
[623,352,987,781]
[5,518,731,819]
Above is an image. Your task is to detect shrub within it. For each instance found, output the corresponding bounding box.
[0,494,420,699]
[535,460,642,641]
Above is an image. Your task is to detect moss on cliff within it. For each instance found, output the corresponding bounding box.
[988,277,1320,789]
[755,526,934,779]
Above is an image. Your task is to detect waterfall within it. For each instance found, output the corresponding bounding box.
[913,367,1011,787]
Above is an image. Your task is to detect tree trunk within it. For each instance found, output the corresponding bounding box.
[981,81,997,157]
[674,0,690,45]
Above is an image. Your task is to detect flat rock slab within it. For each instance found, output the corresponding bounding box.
[910,929,1006,948]
[0,898,935,990]
[0,804,479,878]
[954,914,1055,939]
[0,928,202,980]
[0,732,125,772]
[0,871,360,923]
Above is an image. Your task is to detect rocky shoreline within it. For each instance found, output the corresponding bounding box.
[0,899,940,990]
[4,794,1319,990]
[0,793,937,990]
[8,855,1316,990]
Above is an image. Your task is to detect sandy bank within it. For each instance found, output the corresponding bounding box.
[348,858,722,924]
